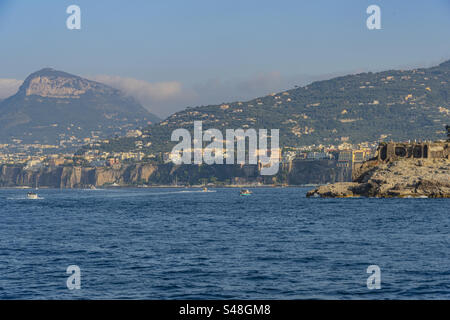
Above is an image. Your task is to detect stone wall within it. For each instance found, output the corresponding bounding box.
[377,141,449,162]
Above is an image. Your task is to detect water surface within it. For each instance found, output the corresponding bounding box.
[0,187,449,299]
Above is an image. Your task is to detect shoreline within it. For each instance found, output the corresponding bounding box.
[1,184,323,190]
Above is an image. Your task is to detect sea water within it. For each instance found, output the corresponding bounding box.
[0,187,449,299]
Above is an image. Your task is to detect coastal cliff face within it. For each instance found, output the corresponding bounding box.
[0,159,350,188]
[0,164,159,188]
[307,158,450,198]
[285,160,351,185]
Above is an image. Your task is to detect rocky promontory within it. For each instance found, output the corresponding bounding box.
[307,158,450,198]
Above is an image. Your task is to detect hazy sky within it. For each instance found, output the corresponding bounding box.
[0,0,449,117]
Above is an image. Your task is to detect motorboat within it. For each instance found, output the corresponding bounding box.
[239,189,252,196]
[27,192,38,200]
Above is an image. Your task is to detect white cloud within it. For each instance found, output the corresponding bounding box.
[88,75,197,117]
[0,79,22,99]
[91,75,183,101]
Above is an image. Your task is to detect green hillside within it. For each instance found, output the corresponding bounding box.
[88,60,450,154]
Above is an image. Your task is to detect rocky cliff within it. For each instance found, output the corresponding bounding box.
[0,159,350,188]
[285,160,351,185]
[0,164,158,188]
[307,158,450,198]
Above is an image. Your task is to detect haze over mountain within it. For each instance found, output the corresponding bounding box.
[0,68,160,145]
[92,60,450,154]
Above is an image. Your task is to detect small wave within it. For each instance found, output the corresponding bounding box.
[148,190,217,195]
[100,190,218,197]
[7,196,45,200]
[179,190,217,193]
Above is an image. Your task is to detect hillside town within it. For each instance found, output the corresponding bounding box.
[0,126,380,171]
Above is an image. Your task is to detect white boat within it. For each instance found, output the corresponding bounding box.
[27,192,38,200]
[27,179,39,199]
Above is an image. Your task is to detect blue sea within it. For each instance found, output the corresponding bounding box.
[0,187,449,299]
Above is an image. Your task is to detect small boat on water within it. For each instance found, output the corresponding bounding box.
[239,189,252,196]
[27,179,39,199]
[27,192,38,200]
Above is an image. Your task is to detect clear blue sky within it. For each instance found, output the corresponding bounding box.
[1,0,449,116]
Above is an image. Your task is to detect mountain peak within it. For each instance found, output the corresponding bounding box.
[0,68,160,144]
[36,67,57,73]
[26,67,80,80]
[19,68,109,99]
